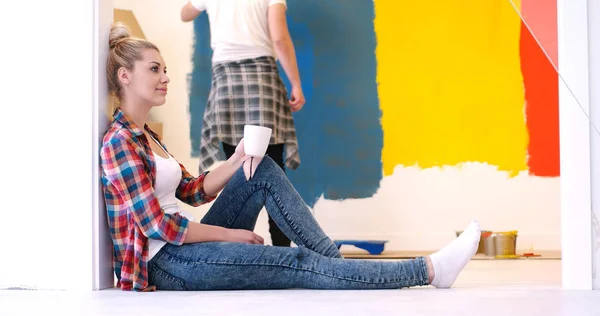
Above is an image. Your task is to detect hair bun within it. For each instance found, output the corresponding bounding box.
[109,22,131,49]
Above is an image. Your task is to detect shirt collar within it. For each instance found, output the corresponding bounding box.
[113,108,145,137]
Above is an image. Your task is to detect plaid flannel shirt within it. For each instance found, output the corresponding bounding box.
[100,108,216,291]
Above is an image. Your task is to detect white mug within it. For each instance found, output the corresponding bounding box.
[243,125,272,157]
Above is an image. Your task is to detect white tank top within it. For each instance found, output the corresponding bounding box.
[147,138,196,260]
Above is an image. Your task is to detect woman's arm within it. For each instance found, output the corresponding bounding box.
[267,3,305,111]
[181,1,204,22]
[176,139,249,204]
[184,222,264,244]
[268,4,300,88]
[202,141,248,196]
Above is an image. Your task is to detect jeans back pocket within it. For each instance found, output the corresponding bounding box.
[148,263,188,291]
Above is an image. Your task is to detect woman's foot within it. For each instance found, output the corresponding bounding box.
[427,220,481,288]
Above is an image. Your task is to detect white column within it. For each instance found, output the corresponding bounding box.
[0,0,94,290]
[587,0,600,290]
[93,0,115,290]
[557,0,593,290]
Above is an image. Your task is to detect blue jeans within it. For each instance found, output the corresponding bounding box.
[148,157,430,290]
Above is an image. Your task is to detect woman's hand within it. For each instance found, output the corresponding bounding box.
[224,228,265,244]
[233,138,251,163]
[289,85,305,112]
[202,138,251,196]
[235,138,265,180]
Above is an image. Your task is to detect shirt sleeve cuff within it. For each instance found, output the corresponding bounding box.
[190,0,206,11]
[171,215,190,246]
[268,0,287,8]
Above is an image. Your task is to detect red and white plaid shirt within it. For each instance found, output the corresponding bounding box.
[100,108,216,291]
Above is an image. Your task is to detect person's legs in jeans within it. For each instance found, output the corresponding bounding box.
[202,154,340,258]
[148,156,481,290]
[149,242,429,290]
[151,157,423,290]
[222,142,291,247]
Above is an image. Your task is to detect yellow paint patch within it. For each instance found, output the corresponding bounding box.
[375,0,528,176]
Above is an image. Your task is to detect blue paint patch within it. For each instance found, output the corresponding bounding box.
[189,12,213,157]
[188,2,382,206]
[283,1,383,206]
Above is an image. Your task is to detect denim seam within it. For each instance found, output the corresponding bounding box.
[223,184,265,228]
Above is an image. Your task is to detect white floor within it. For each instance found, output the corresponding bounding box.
[2,260,600,316]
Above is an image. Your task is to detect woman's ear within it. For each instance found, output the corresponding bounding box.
[117,67,131,86]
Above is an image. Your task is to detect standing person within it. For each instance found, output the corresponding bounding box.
[181,0,305,247]
[100,22,481,292]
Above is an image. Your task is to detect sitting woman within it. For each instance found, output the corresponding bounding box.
[100,22,481,292]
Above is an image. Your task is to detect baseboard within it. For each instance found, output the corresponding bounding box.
[326,232,561,253]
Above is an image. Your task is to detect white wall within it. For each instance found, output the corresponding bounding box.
[587,0,600,290]
[315,165,560,251]
[93,0,116,290]
[557,0,593,290]
[0,1,95,290]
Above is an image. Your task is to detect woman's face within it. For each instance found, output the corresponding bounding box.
[124,48,170,107]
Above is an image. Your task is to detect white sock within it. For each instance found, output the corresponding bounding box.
[243,156,263,181]
[429,220,481,289]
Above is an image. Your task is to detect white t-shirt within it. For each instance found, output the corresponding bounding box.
[147,146,196,260]
[190,0,287,64]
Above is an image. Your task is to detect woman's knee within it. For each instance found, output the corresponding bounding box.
[256,156,286,176]
[242,155,286,182]
[261,155,277,168]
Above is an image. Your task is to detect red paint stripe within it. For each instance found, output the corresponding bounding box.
[520,20,560,176]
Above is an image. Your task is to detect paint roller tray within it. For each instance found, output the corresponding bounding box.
[333,240,389,255]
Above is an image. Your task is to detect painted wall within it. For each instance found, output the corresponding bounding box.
[113,0,561,251]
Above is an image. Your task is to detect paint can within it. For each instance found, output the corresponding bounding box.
[456,230,491,254]
[482,231,495,256]
[494,231,518,258]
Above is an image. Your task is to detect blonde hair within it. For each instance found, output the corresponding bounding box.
[106,22,159,104]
